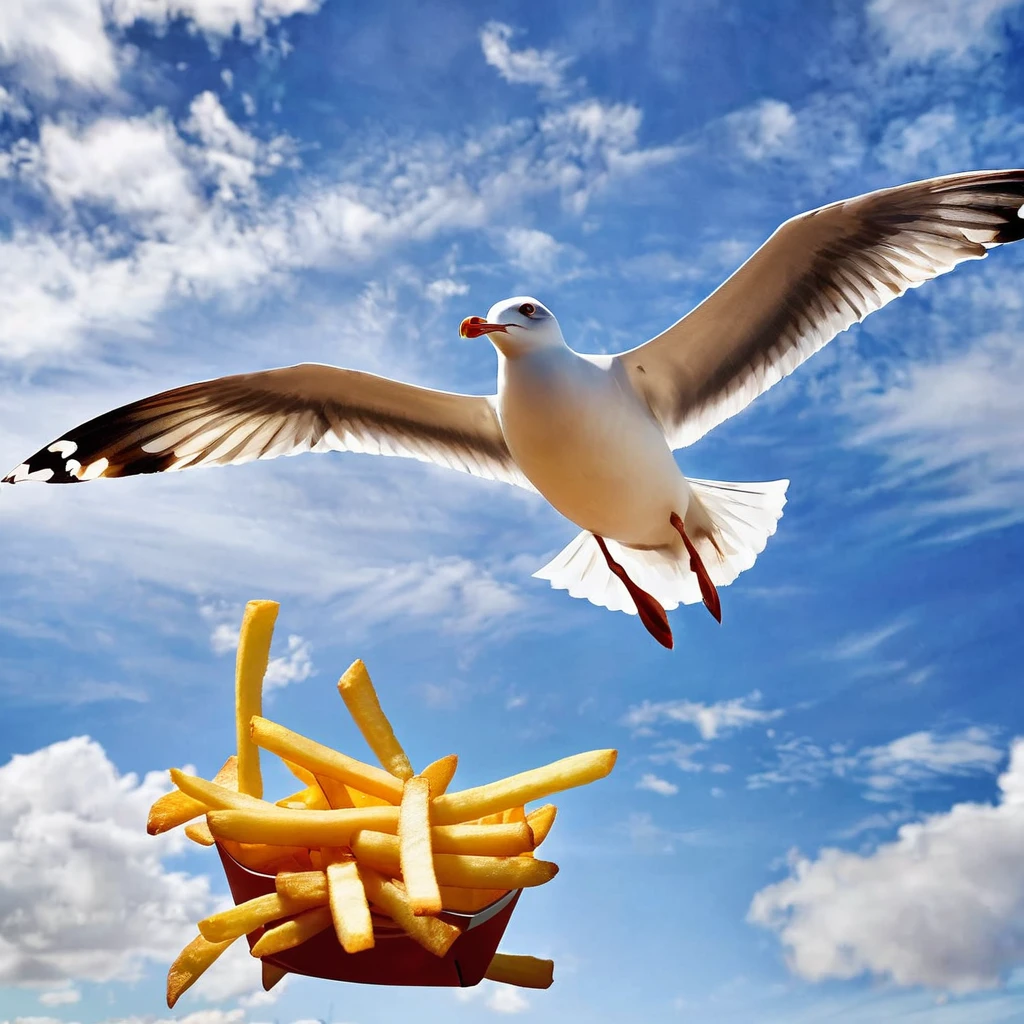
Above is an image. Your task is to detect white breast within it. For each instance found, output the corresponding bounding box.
[497,349,687,546]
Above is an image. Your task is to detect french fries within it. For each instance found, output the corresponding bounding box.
[326,857,375,953]
[485,953,555,989]
[351,830,559,889]
[251,905,334,957]
[235,600,279,798]
[166,933,235,1008]
[399,776,441,915]
[430,749,617,826]
[153,601,615,1002]
[338,659,414,780]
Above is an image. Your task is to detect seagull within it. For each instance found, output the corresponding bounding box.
[5,170,1024,648]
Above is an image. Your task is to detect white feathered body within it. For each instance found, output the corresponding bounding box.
[496,347,688,548]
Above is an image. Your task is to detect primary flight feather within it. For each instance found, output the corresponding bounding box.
[6,170,1024,647]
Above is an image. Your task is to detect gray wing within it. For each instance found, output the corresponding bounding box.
[3,362,533,490]
[612,169,1024,449]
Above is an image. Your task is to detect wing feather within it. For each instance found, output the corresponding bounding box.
[612,169,1024,449]
[3,362,532,490]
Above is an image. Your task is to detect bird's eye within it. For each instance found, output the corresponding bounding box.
[518,302,536,317]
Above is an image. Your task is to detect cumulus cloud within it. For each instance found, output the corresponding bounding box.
[749,738,1024,992]
[624,690,783,740]
[0,0,322,98]
[479,22,570,92]
[0,736,209,985]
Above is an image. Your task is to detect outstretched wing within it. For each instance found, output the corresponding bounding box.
[3,362,533,490]
[612,169,1024,449]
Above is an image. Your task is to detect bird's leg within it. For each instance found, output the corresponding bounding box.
[594,535,673,649]
[670,512,722,624]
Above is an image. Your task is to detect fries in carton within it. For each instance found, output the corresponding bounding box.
[153,600,614,1004]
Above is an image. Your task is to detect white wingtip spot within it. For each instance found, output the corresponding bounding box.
[75,457,110,481]
[48,439,78,457]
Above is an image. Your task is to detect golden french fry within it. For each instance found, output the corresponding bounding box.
[437,886,509,913]
[399,776,441,916]
[221,840,313,874]
[316,774,355,809]
[170,770,268,812]
[262,961,288,991]
[236,600,280,798]
[338,660,414,780]
[420,754,458,796]
[351,831,559,889]
[283,758,317,787]
[502,806,526,824]
[276,784,331,811]
[251,905,334,957]
[431,749,616,825]
[478,811,505,825]
[185,820,216,846]
[250,716,403,803]
[431,822,533,857]
[345,784,390,808]
[207,804,399,847]
[166,933,235,1008]
[327,858,375,952]
[199,888,329,943]
[526,804,557,847]
[359,866,461,957]
[275,870,328,902]
[148,756,238,835]
[485,953,554,989]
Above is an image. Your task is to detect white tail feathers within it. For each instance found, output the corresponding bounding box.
[533,477,789,613]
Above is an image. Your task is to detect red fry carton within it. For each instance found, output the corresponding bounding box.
[217,843,522,987]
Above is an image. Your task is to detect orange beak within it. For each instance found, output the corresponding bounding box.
[460,316,509,339]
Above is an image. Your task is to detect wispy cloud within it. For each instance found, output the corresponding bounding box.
[748,725,1004,798]
[624,690,783,740]
[615,811,707,854]
[636,772,679,796]
[749,736,1024,993]
[479,21,571,92]
[867,0,1020,66]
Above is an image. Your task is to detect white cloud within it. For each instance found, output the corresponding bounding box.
[748,726,1004,797]
[37,988,80,1006]
[724,99,798,161]
[486,986,530,1014]
[503,227,577,277]
[0,79,677,359]
[868,0,1019,64]
[649,740,708,773]
[455,978,531,1014]
[0,0,323,99]
[831,618,910,660]
[847,331,1024,537]
[636,773,679,797]
[0,85,31,122]
[423,277,469,304]
[263,634,314,690]
[0,736,210,985]
[749,738,1024,992]
[480,21,570,92]
[0,0,119,96]
[39,114,200,227]
[624,690,783,740]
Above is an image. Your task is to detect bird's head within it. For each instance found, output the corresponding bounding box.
[460,296,564,357]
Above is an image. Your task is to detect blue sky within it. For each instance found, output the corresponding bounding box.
[2,0,1024,1021]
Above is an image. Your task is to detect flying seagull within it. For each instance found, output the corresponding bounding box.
[5,170,1024,648]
